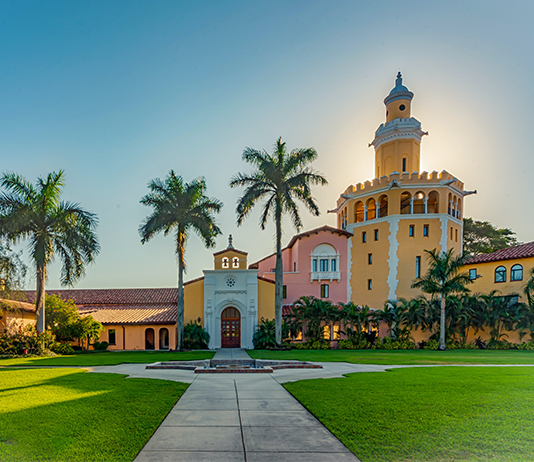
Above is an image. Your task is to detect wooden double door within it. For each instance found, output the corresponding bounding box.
[221,307,241,348]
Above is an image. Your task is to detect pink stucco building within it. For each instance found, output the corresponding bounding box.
[249,225,352,305]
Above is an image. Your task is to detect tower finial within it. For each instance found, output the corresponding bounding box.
[228,234,234,249]
[396,71,402,86]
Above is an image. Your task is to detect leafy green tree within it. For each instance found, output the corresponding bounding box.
[479,291,521,345]
[45,294,80,342]
[183,320,210,349]
[139,171,222,350]
[0,171,99,332]
[230,137,327,346]
[73,315,104,350]
[411,249,471,350]
[340,302,375,342]
[463,217,518,257]
[446,294,484,344]
[294,296,333,342]
[0,239,27,298]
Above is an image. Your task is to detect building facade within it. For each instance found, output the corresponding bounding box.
[332,73,475,308]
[251,225,352,305]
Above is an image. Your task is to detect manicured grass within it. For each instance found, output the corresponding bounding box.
[0,350,214,367]
[285,367,534,461]
[0,368,187,461]
[248,348,534,364]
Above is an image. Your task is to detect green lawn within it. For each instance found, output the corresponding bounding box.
[0,350,214,367]
[248,348,534,364]
[0,368,187,462]
[285,367,534,461]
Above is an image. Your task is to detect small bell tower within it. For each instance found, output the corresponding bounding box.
[370,73,427,178]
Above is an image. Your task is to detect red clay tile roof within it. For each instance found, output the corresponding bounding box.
[0,298,36,313]
[25,288,179,305]
[465,241,534,264]
[79,305,177,325]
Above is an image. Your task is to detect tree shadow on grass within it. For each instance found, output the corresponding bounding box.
[0,368,187,462]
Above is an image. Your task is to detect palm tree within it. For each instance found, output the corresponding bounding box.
[524,267,534,307]
[411,249,471,350]
[0,171,99,332]
[479,291,520,345]
[139,171,222,350]
[230,137,327,346]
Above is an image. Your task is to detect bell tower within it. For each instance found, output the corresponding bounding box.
[370,73,427,178]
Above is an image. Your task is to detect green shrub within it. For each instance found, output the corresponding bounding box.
[518,341,534,350]
[50,342,75,355]
[93,341,109,351]
[183,321,210,349]
[0,325,55,356]
[253,318,276,349]
[373,337,415,350]
[338,338,370,349]
[487,339,512,350]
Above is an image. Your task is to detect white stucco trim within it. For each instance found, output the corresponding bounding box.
[439,216,449,254]
[347,235,352,302]
[387,217,400,300]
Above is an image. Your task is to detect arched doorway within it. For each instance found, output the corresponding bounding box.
[145,328,155,350]
[221,307,241,348]
[159,328,169,350]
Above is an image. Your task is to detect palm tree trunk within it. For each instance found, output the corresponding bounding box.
[439,295,446,350]
[176,233,185,351]
[274,201,283,347]
[35,264,46,333]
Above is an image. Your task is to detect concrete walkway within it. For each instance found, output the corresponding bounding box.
[133,349,360,461]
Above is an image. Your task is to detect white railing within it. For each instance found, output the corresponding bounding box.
[310,271,341,282]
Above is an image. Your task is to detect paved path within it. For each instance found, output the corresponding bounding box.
[133,349,360,461]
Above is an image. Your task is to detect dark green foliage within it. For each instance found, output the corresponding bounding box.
[463,217,518,257]
[92,341,109,351]
[183,320,210,349]
[0,325,54,356]
[0,239,26,297]
[253,318,290,349]
[50,342,75,355]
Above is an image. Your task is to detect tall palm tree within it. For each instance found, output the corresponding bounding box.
[139,171,222,350]
[525,267,534,307]
[230,137,327,346]
[0,171,99,332]
[411,249,471,350]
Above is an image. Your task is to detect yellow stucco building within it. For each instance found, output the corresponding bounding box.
[333,73,475,308]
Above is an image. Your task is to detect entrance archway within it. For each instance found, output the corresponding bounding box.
[145,328,155,350]
[221,307,241,348]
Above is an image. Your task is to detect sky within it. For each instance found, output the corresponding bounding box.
[1,0,533,290]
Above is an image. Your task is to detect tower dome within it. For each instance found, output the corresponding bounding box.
[384,72,414,105]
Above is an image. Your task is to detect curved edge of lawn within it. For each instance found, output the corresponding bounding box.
[247,348,534,365]
[0,349,215,367]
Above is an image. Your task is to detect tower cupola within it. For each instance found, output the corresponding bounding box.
[384,72,414,122]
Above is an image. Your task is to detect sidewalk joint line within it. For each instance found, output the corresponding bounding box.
[234,379,247,461]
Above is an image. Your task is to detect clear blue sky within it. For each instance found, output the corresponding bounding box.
[1,0,533,289]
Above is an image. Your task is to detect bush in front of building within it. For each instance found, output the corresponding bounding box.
[183,320,210,349]
[0,325,54,356]
[50,342,75,355]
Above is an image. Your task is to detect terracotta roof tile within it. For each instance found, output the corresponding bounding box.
[80,305,176,325]
[0,298,36,313]
[466,241,534,264]
[25,288,179,305]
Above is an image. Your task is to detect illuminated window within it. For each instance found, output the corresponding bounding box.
[222,257,229,268]
[333,325,340,340]
[323,325,331,340]
[232,257,239,268]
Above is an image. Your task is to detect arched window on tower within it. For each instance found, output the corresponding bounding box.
[232,257,239,268]
[222,257,229,268]
[378,195,388,217]
[366,198,376,220]
[402,157,407,172]
[413,191,425,214]
[428,191,439,213]
[355,201,364,223]
[400,192,411,214]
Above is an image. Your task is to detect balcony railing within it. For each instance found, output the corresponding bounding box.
[310,271,341,282]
